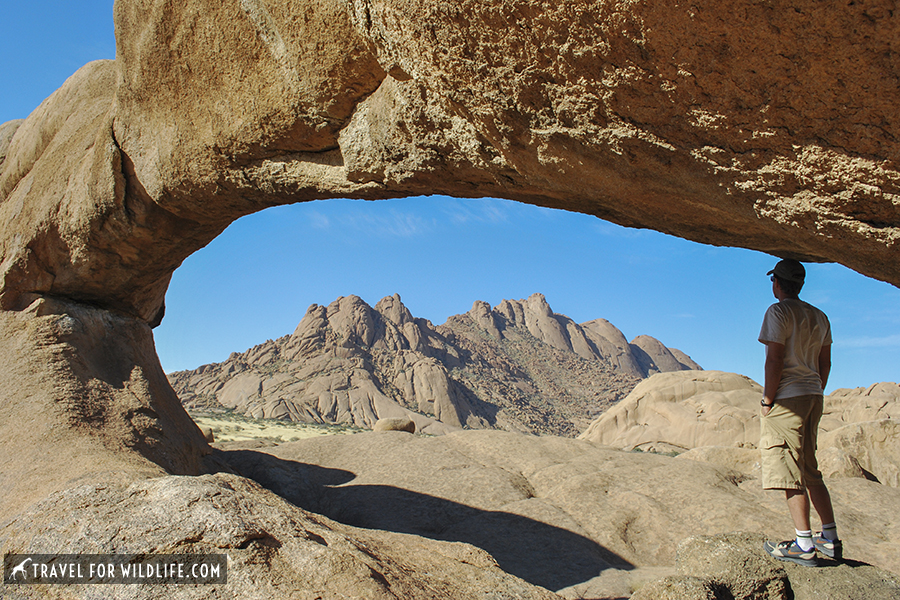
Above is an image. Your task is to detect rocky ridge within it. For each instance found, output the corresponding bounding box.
[169,293,699,436]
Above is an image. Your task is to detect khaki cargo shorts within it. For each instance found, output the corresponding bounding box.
[760,394,825,490]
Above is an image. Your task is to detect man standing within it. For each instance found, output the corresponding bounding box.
[759,259,842,567]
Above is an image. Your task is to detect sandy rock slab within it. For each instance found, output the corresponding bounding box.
[578,370,764,450]
[2,427,898,599]
[0,473,559,600]
[215,429,900,598]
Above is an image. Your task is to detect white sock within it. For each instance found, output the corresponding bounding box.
[795,529,814,551]
[821,522,838,541]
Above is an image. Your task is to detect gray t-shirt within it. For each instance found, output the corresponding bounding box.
[758,298,832,399]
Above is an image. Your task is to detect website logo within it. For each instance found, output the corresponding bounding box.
[4,554,227,585]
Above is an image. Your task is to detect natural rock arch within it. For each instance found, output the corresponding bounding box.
[1,0,898,519]
[2,0,899,325]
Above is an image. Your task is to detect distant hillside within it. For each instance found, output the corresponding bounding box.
[169,293,700,436]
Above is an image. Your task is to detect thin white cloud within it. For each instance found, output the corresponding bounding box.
[841,333,900,349]
[308,211,331,230]
[442,198,512,225]
[338,210,433,238]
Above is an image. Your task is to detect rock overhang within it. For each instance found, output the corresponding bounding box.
[1,1,898,327]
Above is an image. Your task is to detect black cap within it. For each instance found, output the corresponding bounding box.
[767,259,806,284]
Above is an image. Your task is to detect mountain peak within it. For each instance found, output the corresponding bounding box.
[375,293,414,326]
[171,294,701,437]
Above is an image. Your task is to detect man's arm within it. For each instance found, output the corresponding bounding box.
[763,341,786,413]
[818,344,832,391]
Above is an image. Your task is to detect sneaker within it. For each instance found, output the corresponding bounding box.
[764,539,819,567]
[813,534,843,561]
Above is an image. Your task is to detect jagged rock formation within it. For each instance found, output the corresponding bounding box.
[170,293,699,436]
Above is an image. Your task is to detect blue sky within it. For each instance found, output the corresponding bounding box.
[3,1,898,392]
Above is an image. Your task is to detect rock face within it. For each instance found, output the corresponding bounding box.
[0,119,23,165]
[823,382,900,427]
[579,370,900,461]
[820,419,900,488]
[579,370,764,451]
[169,293,698,436]
[0,296,208,524]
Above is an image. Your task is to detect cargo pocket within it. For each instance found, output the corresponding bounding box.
[760,433,800,489]
[759,433,787,451]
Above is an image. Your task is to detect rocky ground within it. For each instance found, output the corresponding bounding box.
[206,382,899,599]
[196,372,900,599]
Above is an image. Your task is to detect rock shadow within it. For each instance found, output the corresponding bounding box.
[215,448,633,592]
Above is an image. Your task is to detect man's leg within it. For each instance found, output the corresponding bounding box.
[808,482,842,559]
[800,395,842,557]
[785,488,811,531]
[761,398,818,565]
[808,483,835,526]
[764,490,818,566]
